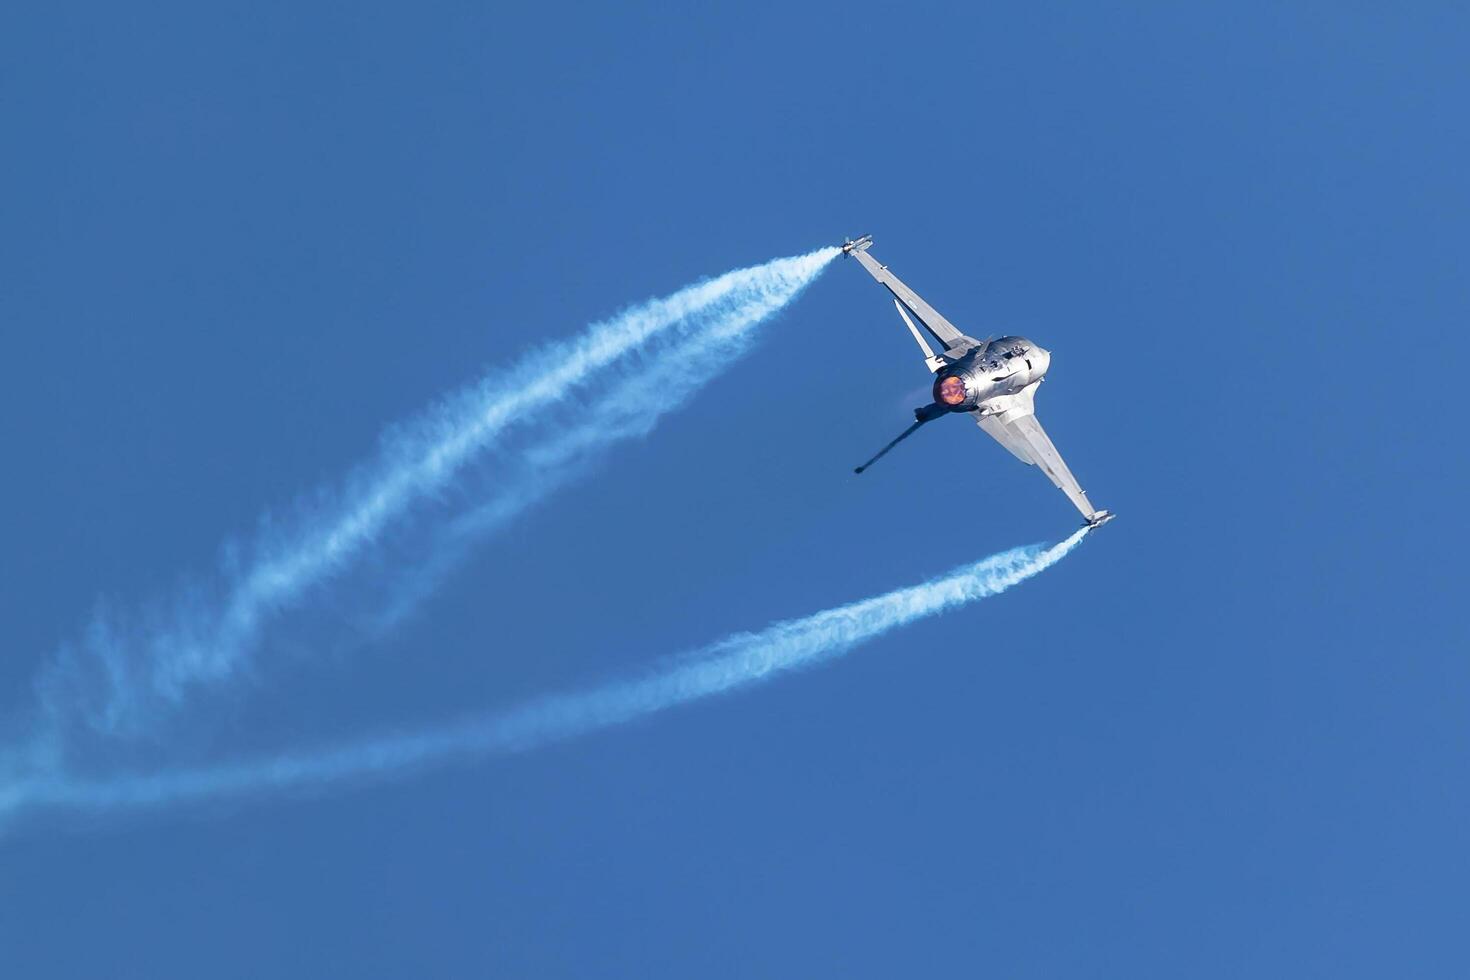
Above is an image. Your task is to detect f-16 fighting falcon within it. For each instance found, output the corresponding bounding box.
[844,235,1114,529]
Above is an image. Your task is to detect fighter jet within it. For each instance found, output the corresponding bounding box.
[843,235,1114,529]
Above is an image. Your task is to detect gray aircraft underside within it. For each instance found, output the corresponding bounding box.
[843,235,1112,528]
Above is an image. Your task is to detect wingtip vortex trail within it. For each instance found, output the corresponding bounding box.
[6,525,1087,825]
[31,246,839,740]
[4,246,843,828]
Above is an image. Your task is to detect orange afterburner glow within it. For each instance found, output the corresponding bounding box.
[936,375,967,406]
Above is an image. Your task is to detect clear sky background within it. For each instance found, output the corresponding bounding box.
[2,2,1467,976]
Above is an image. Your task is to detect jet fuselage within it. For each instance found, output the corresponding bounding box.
[843,235,1113,528]
[927,336,1051,415]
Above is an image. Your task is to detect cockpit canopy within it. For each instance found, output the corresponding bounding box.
[976,336,1034,372]
[987,336,1031,358]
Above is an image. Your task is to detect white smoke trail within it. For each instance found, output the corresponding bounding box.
[33,248,839,743]
[357,270,816,636]
[3,529,1089,820]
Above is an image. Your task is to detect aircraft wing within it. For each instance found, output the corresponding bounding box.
[1005,415,1099,521]
[847,244,982,356]
[976,414,1035,465]
[972,384,1099,521]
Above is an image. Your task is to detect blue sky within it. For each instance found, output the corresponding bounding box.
[2,2,1467,976]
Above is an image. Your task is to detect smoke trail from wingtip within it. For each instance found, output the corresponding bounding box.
[357,257,839,637]
[9,528,1088,819]
[34,247,840,742]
